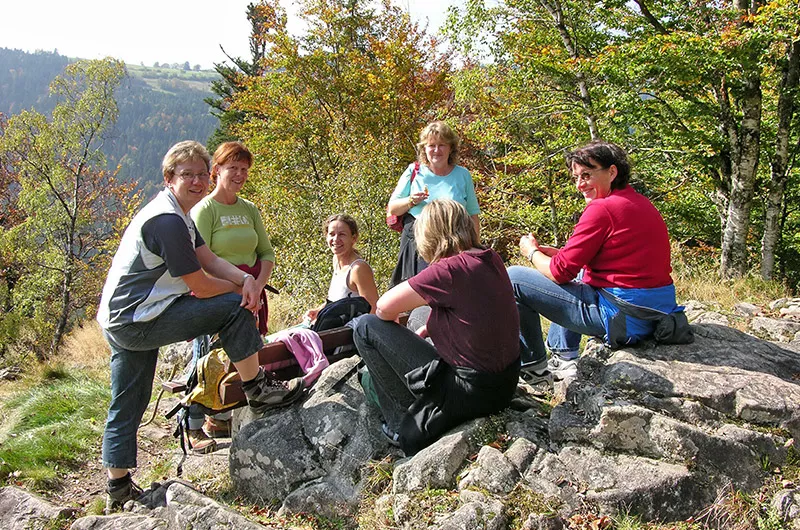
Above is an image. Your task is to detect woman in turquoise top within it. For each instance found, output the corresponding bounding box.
[386,121,481,286]
[185,141,275,453]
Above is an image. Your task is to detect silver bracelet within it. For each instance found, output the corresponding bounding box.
[242,273,255,284]
[527,248,539,263]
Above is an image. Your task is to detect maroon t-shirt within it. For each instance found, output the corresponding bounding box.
[408,248,520,373]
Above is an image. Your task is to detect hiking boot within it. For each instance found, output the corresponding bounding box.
[381,422,401,447]
[203,417,231,438]
[243,368,305,414]
[105,477,143,514]
[547,356,578,381]
[519,365,553,386]
[187,428,217,454]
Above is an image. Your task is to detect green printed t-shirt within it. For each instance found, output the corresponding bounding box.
[190,196,275,266]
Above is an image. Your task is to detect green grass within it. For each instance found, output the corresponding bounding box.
[0,371,109,489]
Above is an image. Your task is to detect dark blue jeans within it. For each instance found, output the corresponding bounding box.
[101,293,262,469]
[507,266,605,366]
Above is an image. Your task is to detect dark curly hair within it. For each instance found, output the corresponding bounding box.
[565,140,631,190]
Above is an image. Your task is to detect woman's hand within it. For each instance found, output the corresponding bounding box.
[416,324,429,339]
[304,308,321,323]
[240,276,261,312]
[519,233,539,259]
[409,190,428,206]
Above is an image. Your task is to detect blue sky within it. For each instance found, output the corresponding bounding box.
[0,0,458,70]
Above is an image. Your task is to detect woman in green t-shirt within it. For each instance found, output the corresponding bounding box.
[185,141,275,453]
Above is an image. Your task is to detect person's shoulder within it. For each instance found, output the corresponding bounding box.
[237,196,258,209]
[143,212,187,238]
[190,196,215,217]
[452,165,472,177]
[350,258,374,274]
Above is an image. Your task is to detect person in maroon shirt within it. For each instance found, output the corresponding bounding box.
[353,199,520,455]
[508,141,679,381]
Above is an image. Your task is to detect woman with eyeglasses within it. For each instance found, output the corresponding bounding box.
[182,141,276,453]
[386,121,481,288]
[508,140,680,383]
[97,141,304,512]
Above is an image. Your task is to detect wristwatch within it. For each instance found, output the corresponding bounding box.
[242,273,255,284]
[527,248,540,263]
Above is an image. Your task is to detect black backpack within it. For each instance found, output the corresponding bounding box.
[312,296,372,332]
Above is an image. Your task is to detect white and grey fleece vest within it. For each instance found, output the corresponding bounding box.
[97,188,196,330]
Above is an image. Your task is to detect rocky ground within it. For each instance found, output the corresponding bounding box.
[3,299,800,529]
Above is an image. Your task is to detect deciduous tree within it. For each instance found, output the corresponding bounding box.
[0,59,136,358]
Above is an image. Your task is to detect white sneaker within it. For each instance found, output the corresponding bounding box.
[547,356,578,381]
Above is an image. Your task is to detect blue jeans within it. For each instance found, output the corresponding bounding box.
[353,315,438,432]
[101,293,262,469]
[507,266,606,366]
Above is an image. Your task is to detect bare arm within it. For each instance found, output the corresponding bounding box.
[387,191,428,216]
[375,281,426,321]
[349,261,379,314]
[256,259,274,291]
[471,214,480,241]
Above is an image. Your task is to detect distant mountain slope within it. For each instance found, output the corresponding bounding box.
[0,48,219,193]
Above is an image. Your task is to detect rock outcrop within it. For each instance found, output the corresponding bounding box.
[226,321,800,528]
[0,486,75,530]
[5,300,799,530]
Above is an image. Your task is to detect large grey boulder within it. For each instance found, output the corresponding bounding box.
[229,356,386,518]
[0,487,74,530]
[544,324,800,519]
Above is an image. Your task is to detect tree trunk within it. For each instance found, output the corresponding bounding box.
[49,265,72,359]
[539,0,600,140]
[720,72,762,278]
[761,39,800,280]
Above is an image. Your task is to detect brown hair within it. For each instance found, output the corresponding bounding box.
[414,199,480,263]
[211,141,253,183]
[416,121,460,166]
[161,140,211,180]
[323,213,359,238]
[565,140,631,190]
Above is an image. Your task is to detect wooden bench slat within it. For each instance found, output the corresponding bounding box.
[163,313,408,401]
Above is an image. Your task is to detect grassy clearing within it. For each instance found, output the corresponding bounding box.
[0,321,112,491]
[671,243,791,308]
[0,369,108,490]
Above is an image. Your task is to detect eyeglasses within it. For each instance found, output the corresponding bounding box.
[572,167,605,183]
[176,171,210,182]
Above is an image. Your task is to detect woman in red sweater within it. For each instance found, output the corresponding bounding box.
[508,141,679,381]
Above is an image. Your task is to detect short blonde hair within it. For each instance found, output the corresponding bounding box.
[414,199,479,263]
[162,140,211,180]
[416,121,460,166]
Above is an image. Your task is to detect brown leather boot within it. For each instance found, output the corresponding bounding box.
[187,428,217,454]
[203,417,231,438]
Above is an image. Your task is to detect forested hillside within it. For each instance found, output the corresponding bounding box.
[0,48,218,194]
